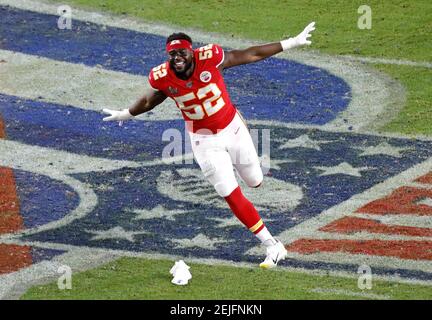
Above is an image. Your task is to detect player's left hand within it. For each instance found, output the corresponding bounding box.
[280,21,316,50]
[294,21,316,46]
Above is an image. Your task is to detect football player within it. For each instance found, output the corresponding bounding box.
[103,22,316,268]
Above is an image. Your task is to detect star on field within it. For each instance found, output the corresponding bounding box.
[86,226,149,242]
[132,205,188,221]
[356,142,411,158]
[171,233,229,250]
[313,162,370,177]
[278,134,332,151]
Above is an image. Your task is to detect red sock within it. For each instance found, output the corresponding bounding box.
[224,186,265,234]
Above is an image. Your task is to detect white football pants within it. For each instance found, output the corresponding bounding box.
[189,112,263,197]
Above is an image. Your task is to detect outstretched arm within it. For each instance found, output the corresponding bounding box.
[102,88,167,122]
[222,22,315,69]
[222,42,283,69]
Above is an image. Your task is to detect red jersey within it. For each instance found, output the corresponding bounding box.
[148,44,237,134]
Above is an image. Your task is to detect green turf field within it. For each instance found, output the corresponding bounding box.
[21,257,432,300]
[21,0,432,300]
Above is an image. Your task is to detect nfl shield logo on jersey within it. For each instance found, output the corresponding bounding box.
[200,71,212,83]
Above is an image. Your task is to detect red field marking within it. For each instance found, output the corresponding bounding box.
[0,168,23,234]
[319,216,432,237]
[286,239,432,260]
[356,186,432,216]
[416,172,432,185]
[0,244,32,275]
[0,115,33,273]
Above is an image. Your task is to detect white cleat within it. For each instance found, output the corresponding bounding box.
[259,240,288,269]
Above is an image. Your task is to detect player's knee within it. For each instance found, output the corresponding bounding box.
[214,181,238,198]
[249,177,263,188]
[252,181,262,188]
[246,170,263,189]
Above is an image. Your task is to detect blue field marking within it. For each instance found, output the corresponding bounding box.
[0,93,184,160]
[14,169,80,229]
[0,5,351,125]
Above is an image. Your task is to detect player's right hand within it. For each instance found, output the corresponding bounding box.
[102,108,134,121]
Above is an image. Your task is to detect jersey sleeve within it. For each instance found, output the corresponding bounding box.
[148,63,168,91]
[211,44,225,68]
[148,71,158,91]
[198,44,225,68]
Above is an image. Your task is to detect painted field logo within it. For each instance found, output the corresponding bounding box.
[282,162,432,276]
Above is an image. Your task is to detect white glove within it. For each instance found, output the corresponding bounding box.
[102,108,134,122]
[280,21,316,50]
